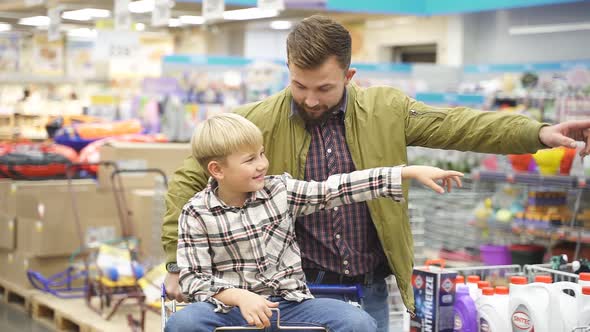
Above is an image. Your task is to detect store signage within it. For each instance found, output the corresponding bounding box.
[94,31,140,61]
[25,0,44,6]
[152,0,172,27]
[258,0,285,11]
[115,0,131,31]
[203,0,225,21]
[47,7,61,42]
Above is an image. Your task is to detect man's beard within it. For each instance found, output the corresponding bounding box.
[296,101,343,126]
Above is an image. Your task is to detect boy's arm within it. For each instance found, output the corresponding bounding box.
[285,166,404,217]
[177,207,236,313]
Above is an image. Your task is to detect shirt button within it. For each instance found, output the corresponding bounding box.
[335,234,341,240]
[327,148,332,154]
[343,260,349,265]
[344,269,350,275]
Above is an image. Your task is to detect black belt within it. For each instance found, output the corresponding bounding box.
[304,266,391,286]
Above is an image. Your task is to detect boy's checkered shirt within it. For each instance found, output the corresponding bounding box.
[177,166,404,312]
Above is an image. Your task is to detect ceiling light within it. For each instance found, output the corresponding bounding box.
[67,28,97,38]
[18,16,50,26]
[129,0,154,14]
[509,22,590,35]
[0,23,11,32]
[223,8,278,21]
[179,15,204,25]
[135,22,146,31]
[62,8,110,21]
[270,20,291,30]
[168,18,181,27]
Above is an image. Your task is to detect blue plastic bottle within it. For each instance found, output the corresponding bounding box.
[453,287,478,332]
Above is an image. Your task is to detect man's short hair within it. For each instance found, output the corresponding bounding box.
[191,113,263,172]
[287,15,351,71]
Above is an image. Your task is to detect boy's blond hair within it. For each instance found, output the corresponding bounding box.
[191,113,263,173]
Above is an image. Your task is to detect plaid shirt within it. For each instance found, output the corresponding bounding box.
[292,92,389,276]
[177,168,403,312]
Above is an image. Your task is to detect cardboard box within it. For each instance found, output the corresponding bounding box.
[0,179,13,215]
[410,264,457,332]
[12,180,122,257]
[0,251,82,289]
[129,189,166,264]
[0,214,16,250]
[97,142,190,190]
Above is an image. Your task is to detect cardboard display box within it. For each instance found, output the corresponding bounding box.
[97,142,190,190]
[0,214,16,250]
[0,251,82,290]
[10,180,121,257]
[129,189,166,264]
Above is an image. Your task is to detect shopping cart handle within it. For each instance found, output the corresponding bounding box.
[308,284,363,300]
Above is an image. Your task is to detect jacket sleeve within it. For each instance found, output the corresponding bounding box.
[284,166,404,217]
[402,94,548,154]
[162,156,208,265]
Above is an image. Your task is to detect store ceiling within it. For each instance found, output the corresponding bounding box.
[0,0,387,33]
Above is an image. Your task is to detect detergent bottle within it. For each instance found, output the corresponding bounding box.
[550,281,581,332]
[453,286,479,332]
[476,287,510,332]
[509,276,552,332]
[466,275,481,301]
[579,286,590,327]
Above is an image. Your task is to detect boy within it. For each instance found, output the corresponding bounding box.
[165,113,463,332]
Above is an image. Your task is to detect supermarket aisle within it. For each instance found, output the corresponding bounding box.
[0,301,51,332]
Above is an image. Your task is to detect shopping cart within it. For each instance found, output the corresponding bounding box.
[452,264,524,286]
[524,263,580,283]
[160,284,363,331]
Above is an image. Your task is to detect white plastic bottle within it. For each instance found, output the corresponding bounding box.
[477,287,510,332]
[579,286,590,327]
[466,275,481,301]
[551,281,581,332]
[509,276,553,332]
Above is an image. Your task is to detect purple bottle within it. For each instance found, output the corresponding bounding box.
[453,287,478,332]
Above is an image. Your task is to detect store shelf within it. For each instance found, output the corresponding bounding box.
[0,74,109,85]
[511,224,590,244]
[472,170,588,188]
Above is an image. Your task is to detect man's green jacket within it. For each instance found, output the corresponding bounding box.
[162,84,546,312]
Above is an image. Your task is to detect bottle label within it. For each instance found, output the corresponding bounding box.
[512,304,533,332]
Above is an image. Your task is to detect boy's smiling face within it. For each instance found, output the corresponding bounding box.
[214,144,269,195]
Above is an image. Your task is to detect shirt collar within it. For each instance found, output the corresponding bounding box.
[204,177,271,210]
[289,86,348,119]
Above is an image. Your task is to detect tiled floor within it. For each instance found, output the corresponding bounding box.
[0,301,51,332]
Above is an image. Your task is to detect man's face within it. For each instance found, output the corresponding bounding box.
[289,56,356,124]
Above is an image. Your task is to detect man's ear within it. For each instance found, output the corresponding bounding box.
[207,160,224,180]
[345,68,357,85]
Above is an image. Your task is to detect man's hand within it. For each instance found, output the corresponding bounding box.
[164,272,186,302]
[539,120,590,157]
[214,289,279,328]
[402,166,464,194]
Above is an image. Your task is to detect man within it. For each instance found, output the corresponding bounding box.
[162,15,590,332]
